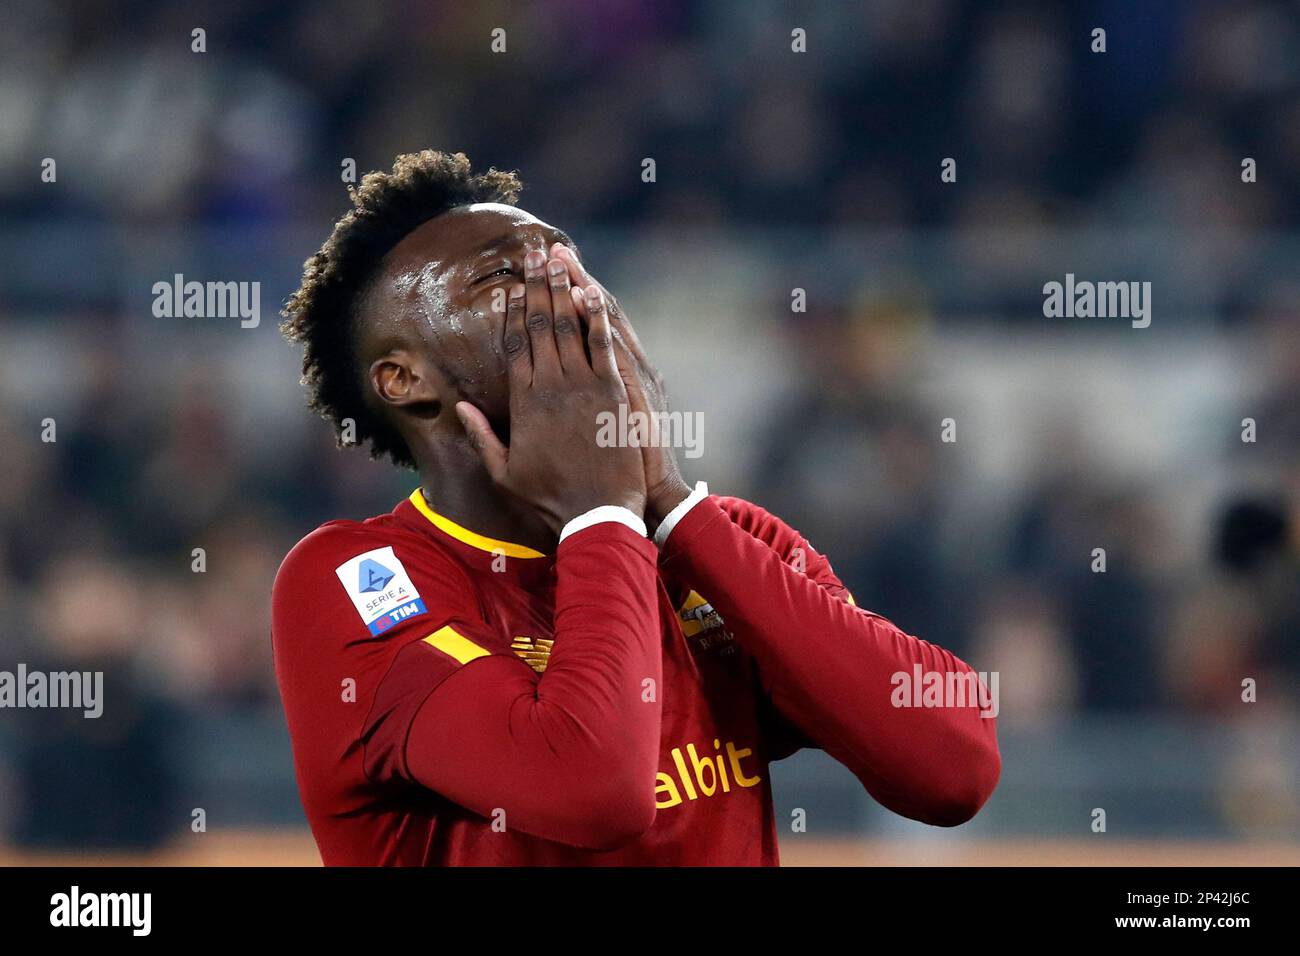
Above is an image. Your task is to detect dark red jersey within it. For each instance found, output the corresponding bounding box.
[271,490,1000,865]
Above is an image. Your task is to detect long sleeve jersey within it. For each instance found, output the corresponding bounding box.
[270,489,1000,865]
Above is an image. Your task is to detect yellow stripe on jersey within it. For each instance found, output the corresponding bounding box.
[408,488,546,559]
[422,625,491,665]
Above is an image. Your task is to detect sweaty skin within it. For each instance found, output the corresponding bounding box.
[271,197,1001,866]
[364,203,566,427]
[359,202,687,548]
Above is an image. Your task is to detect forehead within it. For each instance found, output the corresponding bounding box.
[381,203,565,276]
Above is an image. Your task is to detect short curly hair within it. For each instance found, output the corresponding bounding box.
[281,150,522,469]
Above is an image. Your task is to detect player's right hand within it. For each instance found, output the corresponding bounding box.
[552,244,692,529]
[455,249,647,534]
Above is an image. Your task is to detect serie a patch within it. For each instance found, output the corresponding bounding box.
[334,545,427,636]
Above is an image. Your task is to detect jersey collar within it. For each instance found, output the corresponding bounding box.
[405,488,549,559]
[399,489,557,587]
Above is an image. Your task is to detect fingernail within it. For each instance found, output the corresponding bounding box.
[509,283,525,299]
[586,286,601,306]
[547,259,566,277]
[525,250,545,272]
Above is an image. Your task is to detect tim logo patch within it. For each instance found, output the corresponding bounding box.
[335,546,427,636]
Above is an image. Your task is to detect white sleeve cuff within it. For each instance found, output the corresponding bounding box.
[653,481,710,548]
[558,505,648,544]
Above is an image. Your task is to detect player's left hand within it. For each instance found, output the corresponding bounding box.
[552,243,692,529]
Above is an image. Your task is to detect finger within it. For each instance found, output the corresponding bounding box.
[597,320,656,444]
[554,244,652,370]
[455,401,509,484]
[583,285,620,382]
[553,243,592,287]
[502,282,531,387]
[523,249,561,380]
[560,256,636,371]
[561,249,590,336]
[574,285,641,387]
[557,246,602,339]
[588,278,651,370]
[570,284,586,324]
[607,307,664,407]
[547,256,587,374]
[570,285,591,349]
[607,298,651,369]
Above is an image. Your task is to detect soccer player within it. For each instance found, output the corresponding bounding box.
[272,150,1000,865]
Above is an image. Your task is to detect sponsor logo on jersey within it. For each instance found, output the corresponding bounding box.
[655,737,762,810]
[511,635,553,673]
[335,546,427,636]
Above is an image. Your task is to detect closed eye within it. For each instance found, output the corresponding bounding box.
[474,266,516,284]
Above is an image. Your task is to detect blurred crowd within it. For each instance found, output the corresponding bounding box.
[1,1,1297,231]
[0,1,1297,846]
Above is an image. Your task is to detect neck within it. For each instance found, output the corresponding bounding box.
[412,434,558,554]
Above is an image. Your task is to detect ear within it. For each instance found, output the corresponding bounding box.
[369,349,442,413]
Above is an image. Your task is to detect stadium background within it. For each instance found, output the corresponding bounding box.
[0,0,1297,865]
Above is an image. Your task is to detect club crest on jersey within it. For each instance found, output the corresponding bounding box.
[335,546,427,636]
[677,591,736,656]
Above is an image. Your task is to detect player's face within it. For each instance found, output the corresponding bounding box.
[376,203,579,426]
